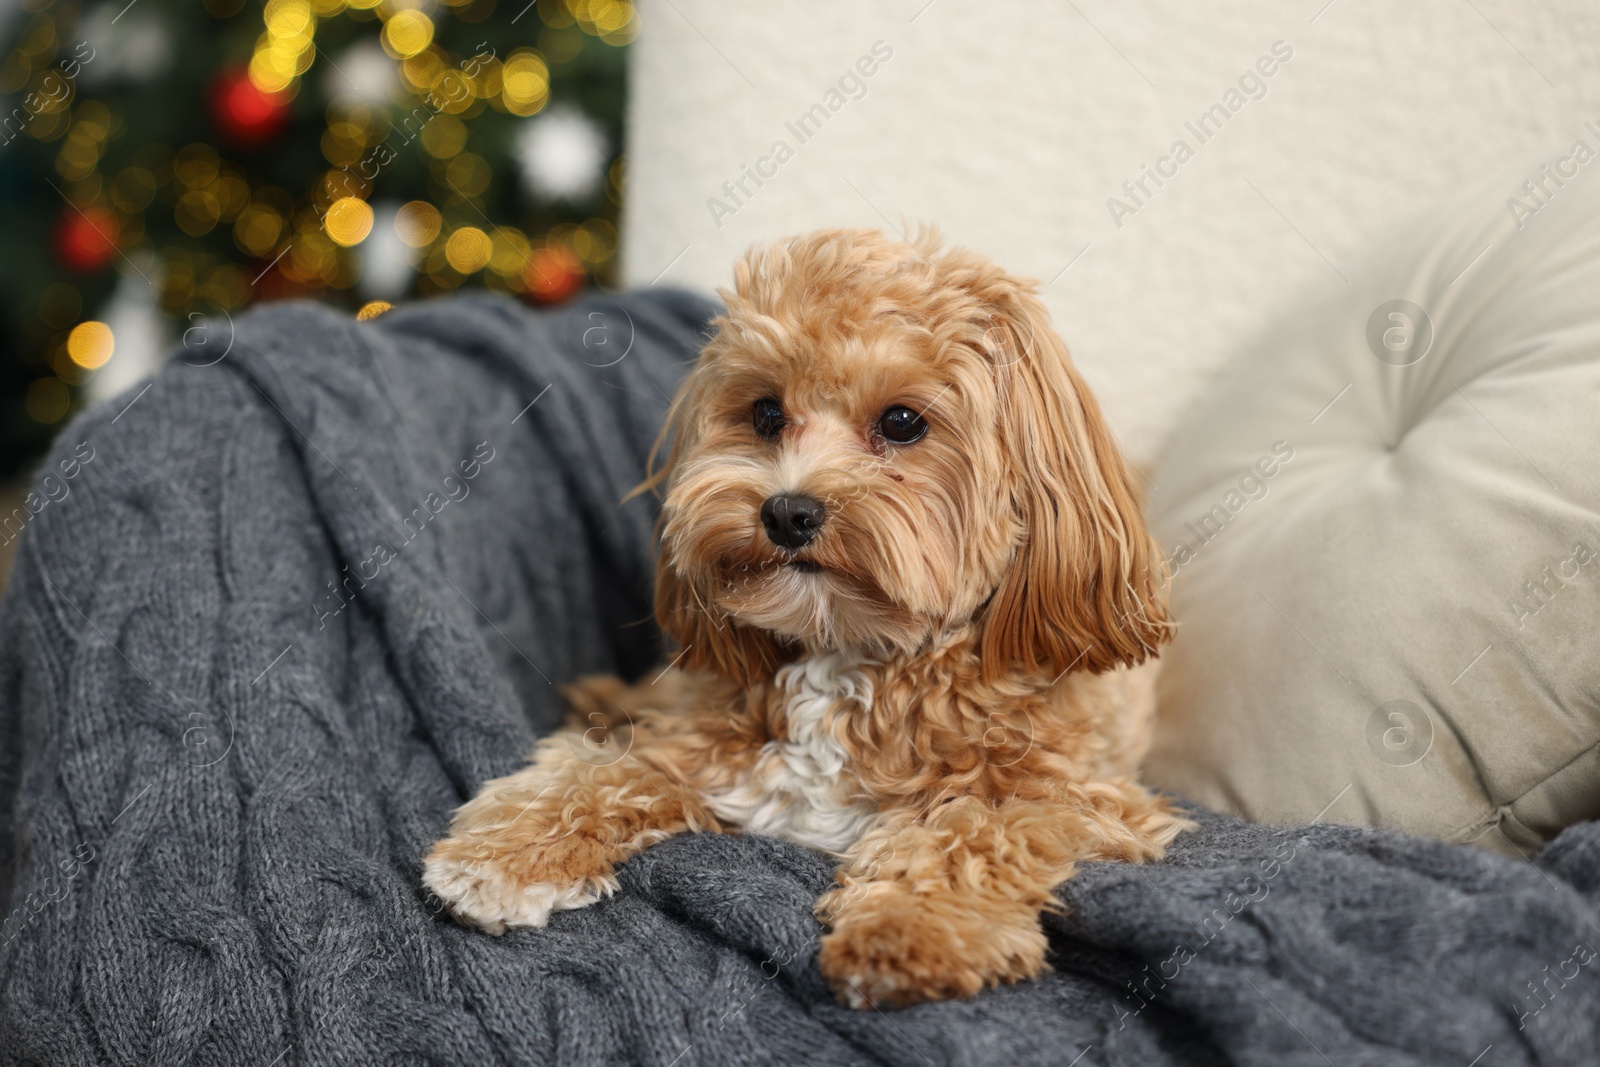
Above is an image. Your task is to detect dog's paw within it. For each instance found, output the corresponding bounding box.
[422,831,617,935]
[816,886,1047,1009]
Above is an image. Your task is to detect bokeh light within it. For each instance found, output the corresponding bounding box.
[524,243,585,302]
[382,10,434,59]
[444,153,490,197]
[499,50,550,116]
[66,321,114,369]
[444,226,491,272]
[324,196,375,246]
[264,0,314,40]
[0,0,630,473]
[26,378,71,424]
[420,114,467,159]
[488,226,530,275]
[394,201,441,247]
[235,203,287,257]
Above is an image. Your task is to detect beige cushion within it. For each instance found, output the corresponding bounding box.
[1143,158,1600,856]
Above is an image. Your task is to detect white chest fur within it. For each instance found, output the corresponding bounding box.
[704,652,880,855]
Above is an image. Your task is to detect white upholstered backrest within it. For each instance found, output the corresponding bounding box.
[620,0,1600,466]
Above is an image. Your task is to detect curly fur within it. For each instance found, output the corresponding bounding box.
[424,228,1190,1008]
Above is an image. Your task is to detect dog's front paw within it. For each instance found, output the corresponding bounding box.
[422,824,617,935]
[816,885,1047,1009]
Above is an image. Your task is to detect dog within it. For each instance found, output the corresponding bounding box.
[423,228,1190,1008]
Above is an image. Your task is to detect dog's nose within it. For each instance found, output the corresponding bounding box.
[760,493,826,550]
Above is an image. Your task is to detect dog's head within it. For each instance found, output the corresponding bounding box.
[649,228,1168,684]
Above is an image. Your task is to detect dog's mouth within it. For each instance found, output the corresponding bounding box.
[785,559,824,574]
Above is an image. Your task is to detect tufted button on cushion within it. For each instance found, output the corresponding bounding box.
[1144,159,1600,856]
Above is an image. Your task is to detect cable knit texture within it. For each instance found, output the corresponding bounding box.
[1,291,1598,1066]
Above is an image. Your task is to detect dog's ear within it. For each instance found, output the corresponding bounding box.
[959,264,1171,680]
[635,376,791,687]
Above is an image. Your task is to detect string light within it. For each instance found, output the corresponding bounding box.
[175,188,223,236]
[110,167,157,213]
[173,144,220,189]
[324,197,374,246]
[250,0,318,95]
[571,218,616,265]
[419,114,467,159]
[65,321,114,369]
[8,0,630,428]
[394,201,441,247]
[234,203,287,258]
[443,153,490,197]
[55,104,110,182]
[381,10,435,60]
[0,47,28,94]
[570,0,637,45]
[287,231,339,284]
[200,264,251,309]
[444,226,491,273]
[498,50,549,116]
[488,226,531,276]
[466,54,502,101]
[399,50,446,98]
[26,378,71,424]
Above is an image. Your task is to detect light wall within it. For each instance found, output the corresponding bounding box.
[622,0,1600,464]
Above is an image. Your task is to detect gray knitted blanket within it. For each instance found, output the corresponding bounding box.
[2,291,1597,1067]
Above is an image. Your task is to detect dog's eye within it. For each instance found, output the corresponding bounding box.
[877,405,928,444]
[753,397,786,439]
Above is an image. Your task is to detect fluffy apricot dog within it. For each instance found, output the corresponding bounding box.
[424,228,1189,1008]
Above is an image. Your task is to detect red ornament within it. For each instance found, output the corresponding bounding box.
[523,245,585,304]
[209,68,289,149]
[54,206,120,272]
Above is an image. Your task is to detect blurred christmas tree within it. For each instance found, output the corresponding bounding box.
[0,0,632,479]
